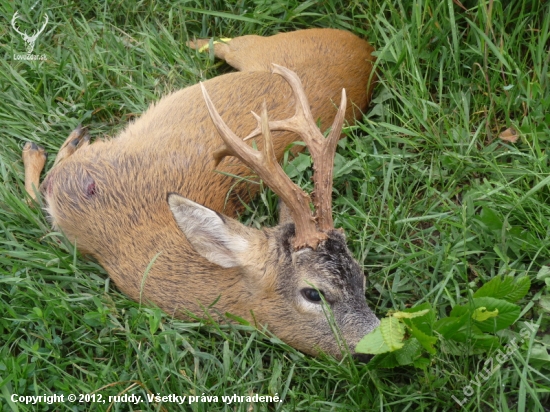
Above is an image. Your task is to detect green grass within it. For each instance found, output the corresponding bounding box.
[1,0,549,411]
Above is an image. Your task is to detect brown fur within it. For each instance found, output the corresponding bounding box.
[23,28,379,357]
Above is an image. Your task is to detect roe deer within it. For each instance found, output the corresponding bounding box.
[22,28,379,358]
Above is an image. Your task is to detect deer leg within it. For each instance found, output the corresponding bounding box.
[53,125,90,166]
[22,142,47,201]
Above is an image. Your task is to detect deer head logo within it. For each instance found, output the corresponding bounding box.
[11,11,49,54]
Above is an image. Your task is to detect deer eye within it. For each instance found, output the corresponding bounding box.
[301,288,324,303]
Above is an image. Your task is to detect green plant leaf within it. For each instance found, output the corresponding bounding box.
[449,297,520,334]
[408,325,437,354]
[469,333,501,351]
[474,276,514,299]
[473,276,530,302]
[380,317,406,351]
[367,339,429,370]
[366,352,400,369]
[224,312,251,326]
[434,313,470,339]
[478,207,503,231]
[472,297,521,333]
[395,338,423,365]
[285,153,311,179]
[504,276,531,302]
[356,317,405,355]
[413,357,430,370]
[333,154,363,179]
[402,302,435,336]
[449,304,469,318]
[356,326,390,355]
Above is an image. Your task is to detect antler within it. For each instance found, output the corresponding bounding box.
[201,65,347,248]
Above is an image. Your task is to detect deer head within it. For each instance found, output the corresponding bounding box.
[168,65,380,357]
[11,11,49,54]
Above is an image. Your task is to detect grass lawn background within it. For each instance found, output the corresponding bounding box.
[1,0,549,410]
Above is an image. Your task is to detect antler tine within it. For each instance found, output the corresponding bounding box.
[242,64,344,144]
[200,83,327,249]
[312,87,346,230]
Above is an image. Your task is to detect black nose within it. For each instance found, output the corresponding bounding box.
[352,353,373,363]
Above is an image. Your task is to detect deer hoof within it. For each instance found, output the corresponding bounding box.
[23,142,48,164]
[54,125,90,166]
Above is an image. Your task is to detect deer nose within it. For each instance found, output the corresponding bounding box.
[352,353,373,363]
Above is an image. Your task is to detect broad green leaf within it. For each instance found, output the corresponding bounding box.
[402,302,435,336]
[441,324,500,352]
[478,207,503,231]
[413,357,430,370]
[474,276,530,303]
[503,277,531,302]
[449,304,469,318]
[474,276,514,299]
[356,318,405,355]
[472,297,521,333]
[356,326,391,354]
[380,317,406,351]
[395,338,423,366]
[434,313,469,339]
[83,311,104,327]
[472,307,499,321]
[333,154,363,179]
[285,153,311,178]
[470,333,501,351]
[400,304,436,353]
[366,352,400,369]
[402,302,433,314]
[438,316,482,343]
[408,323,437,354]
[450,297,520,333]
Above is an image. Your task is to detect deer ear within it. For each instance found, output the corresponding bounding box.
[168,194,251,268]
